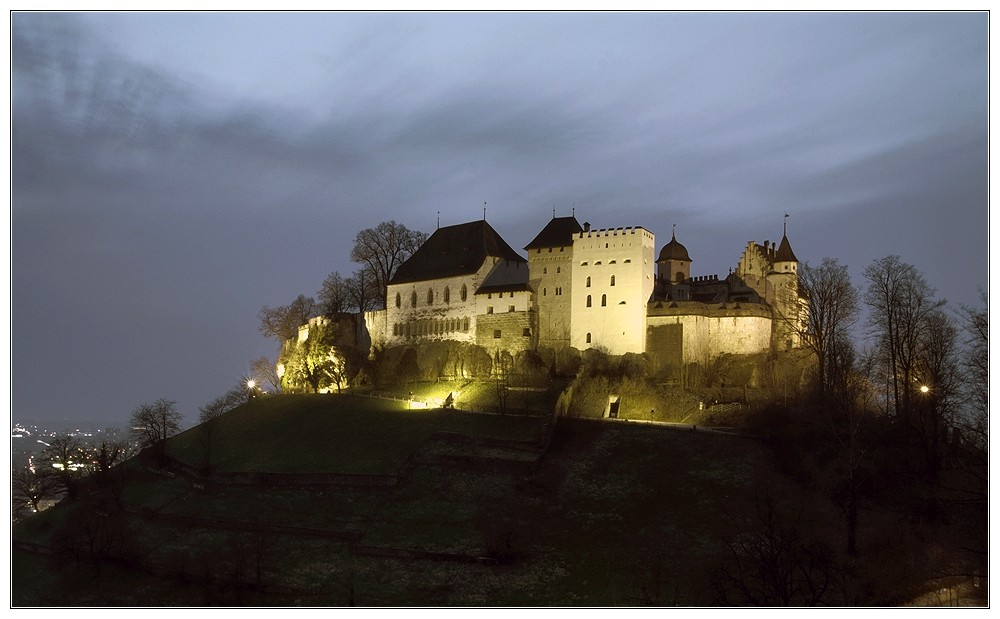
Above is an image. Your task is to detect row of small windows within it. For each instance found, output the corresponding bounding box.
[541,266,562,274]
[585,294,609,307]
[542,287,563,296]
[393,318,470,337]
[485,305,518,314]
[580,259,630,266]
[535,247,566,253]
[396,284,469,308]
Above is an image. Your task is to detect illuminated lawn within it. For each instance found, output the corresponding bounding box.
[166,394,548,475]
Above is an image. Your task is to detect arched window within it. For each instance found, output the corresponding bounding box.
[556,267,561,273]
[444,286,450,304]
[586,276,591,288]
[610,275,616,287]
[586,333,592,344]
[543,267,547,274]
[461,284,468,301]
[411,291,417,308]
[395,292,401,308]
[586,295,592,307]
[427,288,434,305]
[601,294,607,307]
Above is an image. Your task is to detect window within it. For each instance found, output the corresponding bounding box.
[494,330,502,339]
[586,333,592,344]
[393,324,399,335]
[543,267,547,274]
[463,317,470,332]
[487,306,494,314]
[395,292,401,308]
[522,328,531,337]
[461,284,468,301]
[610,275,616,286]
[487,293,492,300]
[624,259,631,263]
[610,260,616,264]
[586,276,591,287]
[548,248,552,253]
[586,295,592,307]
[601,294,607,307]
[556,266,561,273]
[559,247,564,252]
[427,289,434,305]
[444,286,450,303]
[411,291,417,308]
[508,305,515,312]
[581,261,588,266]
[543,288,547,296]
[595,261,602,265]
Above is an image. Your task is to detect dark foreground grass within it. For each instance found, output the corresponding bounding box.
[13,398,840,606]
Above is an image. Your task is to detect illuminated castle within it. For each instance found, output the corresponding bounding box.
[364,215,805,370]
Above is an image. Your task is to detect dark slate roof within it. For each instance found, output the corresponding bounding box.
[475,260,532,295]
[656,231,692,262]
[774,234,798,262]
[389,220,526,285]
[524,216,583,250]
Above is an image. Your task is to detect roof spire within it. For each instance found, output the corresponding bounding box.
[552,205,556,219]
[572,202,575,217]
[437,211,440,230]
[672,223,676,240]
[483,202,487,221]
[784,212,789,237]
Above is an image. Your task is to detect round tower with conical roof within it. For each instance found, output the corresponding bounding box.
[656,226,692,283]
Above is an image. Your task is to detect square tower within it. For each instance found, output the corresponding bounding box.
[570,225,655,355]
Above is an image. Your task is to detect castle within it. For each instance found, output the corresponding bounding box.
[359,214,806,376]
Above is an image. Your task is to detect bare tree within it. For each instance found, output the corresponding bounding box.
[958,291,988,450]
[199,384,249,424]
[12,465,62,515]
[130,398,182,452]
[318,271,351,315]
[37,435,88,499]
[250,355,281,393]
[912,308,961,481]
[346,267,380,313]
[863,256,943,420]
[350,221,427,309]
[258,294,316,342]
[798,258,860,402]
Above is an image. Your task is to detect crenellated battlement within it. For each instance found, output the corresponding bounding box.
[577,226,653,240]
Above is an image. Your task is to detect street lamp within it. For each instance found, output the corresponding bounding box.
[919,385,930,394]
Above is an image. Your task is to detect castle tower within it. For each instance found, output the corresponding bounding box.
[570,225,655,355]
[525,215,582,350]
[656,226,692,283]
[766,225,803,350]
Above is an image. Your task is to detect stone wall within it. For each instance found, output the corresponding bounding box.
[646,303,773,367]
[475,310,536,357]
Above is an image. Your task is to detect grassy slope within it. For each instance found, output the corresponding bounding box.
[167,394,546,474]
[12,395,833,606]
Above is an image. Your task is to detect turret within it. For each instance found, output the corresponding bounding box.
[655,225,691,283]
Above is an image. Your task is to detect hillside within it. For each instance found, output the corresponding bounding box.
[11,394,984,606]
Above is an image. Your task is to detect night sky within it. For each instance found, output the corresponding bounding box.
[11,12,989,427]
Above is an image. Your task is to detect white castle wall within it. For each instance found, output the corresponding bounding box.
[570,226,655,355]
[646,311,773,365]
[383,262,495,346]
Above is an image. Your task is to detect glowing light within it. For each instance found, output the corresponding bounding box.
[919,385,930,394]
[246,379,257,390]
